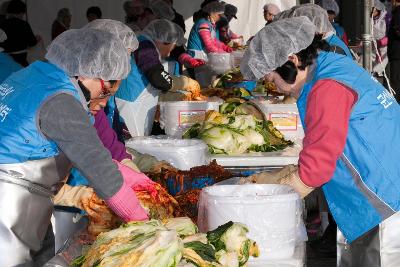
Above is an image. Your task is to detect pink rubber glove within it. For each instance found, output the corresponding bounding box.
[190,58,206,68]
[377,36,388,47]
[223,45,233,53]
[104,161,155,222]
[178,53,206,68]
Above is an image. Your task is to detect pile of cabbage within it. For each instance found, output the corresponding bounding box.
[183,101,293,155]
[71,217,259,267]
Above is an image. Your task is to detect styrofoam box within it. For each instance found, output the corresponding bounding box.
[251,101,305,142]
[198,184,300,260]
[125,136,210,170]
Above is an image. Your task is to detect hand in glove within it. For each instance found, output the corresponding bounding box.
[150,161,177,173]
[188,58,206,68]
[279,166,314,198]
[53,184,94,210]
[171,75,201,94]
[121,158,140,172]
[247,165,297,184]
[105,161,156,222]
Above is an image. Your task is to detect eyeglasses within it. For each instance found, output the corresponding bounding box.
[97,79,112,99]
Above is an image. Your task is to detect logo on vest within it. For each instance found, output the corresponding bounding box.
[0,83,14,100]
[0,103,11,122]
[161,71,172,84]
[377,90,394,109]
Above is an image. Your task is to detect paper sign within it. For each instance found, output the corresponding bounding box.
[179,110,206,126]
[269,113,298,131]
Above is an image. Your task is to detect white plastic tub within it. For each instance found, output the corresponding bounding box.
[125,136,209,170]
[208,52,232,74]
[160,100,222,138]
[198,184,302,260]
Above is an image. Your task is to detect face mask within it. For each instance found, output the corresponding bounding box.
[77,80,92,108]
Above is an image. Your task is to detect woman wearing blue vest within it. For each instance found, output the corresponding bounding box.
[241,17,400,266]
[187,1,233,86]
[320,0,349,45]
[274,4,353,59]
[114,19,201,137]
[0,29,153,266]
[0,28,22,83]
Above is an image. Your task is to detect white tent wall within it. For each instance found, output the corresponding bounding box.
[0,0,296,46]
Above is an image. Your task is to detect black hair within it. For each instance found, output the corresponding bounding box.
[7,0,26,14]
[327,10,336,16]
[296,34,329,70]
[86,6,102,18]
[200,0,218,9]
[275,34,330,84]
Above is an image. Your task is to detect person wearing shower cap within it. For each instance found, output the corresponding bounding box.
[84,18,139,52]
[274,4,352,58]
[113,19,200,137]
[369,0,389,77]
[241,17,400,261]
[135,0,175,30]
[263,3,281,25]
[320,0,348,44]
[187,0,233,57]
[0,28,157,266]
[0,27,22,83]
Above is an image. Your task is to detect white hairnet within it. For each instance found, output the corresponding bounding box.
[240,17,316,80]
[84,19,139,51]
[145,0,175,20]
[263,3,281,16]
[202,1,225,14]
[320,0,339,15]
[373,0,386,11]
[45,29,130,80]
[274,4,335,34]
[0,28,6,42]
[142,19,185,45]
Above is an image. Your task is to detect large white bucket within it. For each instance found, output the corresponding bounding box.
[160,101,222,138]
[198,184,303,260]
[125,136,209,170]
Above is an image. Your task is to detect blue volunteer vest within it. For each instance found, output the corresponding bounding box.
[297,51,400,242]
[0,52,23,83]
[326,34,353,59]
[108,34,179,126]
[332,22,346,41]
[187,18,220,57]
[0,61,82,164]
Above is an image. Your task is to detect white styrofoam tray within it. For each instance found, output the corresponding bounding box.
[211,146,301,167]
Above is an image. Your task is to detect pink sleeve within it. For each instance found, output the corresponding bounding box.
[298,80,357,187]
[377,36,388,47]
[198,23,225,53]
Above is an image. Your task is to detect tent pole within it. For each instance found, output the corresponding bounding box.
[362,0,372,72]
[309,0,315,4]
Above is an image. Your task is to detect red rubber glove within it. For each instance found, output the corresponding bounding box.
[224,46,234,53]
[104,161,155,222]
[189,58,206,68]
